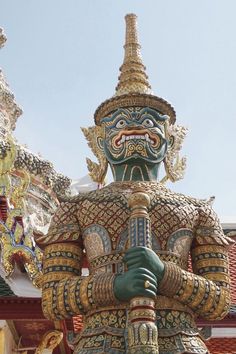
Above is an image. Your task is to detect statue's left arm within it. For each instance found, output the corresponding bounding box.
[158,204,233,321]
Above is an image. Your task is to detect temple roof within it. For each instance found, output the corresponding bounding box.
[207,338,236,354]
[0,276,15,296]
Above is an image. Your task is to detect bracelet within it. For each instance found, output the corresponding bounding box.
[158,262,183,296]
[92,273,117,307]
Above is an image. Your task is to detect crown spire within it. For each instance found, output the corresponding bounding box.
[115,14,152,96]
[94,14,176,125]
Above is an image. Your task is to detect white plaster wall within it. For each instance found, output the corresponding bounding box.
[212,327,236,337]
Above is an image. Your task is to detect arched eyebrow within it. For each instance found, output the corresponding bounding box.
[101,109,130,124]
[139,107,169,123]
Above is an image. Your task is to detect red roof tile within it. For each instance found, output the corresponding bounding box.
[207,337,236,354]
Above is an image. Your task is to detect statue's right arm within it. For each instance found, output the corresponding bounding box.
[41,201,157,320]
[41,201,117,321]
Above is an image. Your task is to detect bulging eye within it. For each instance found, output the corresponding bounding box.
[143,118,154,127]
[116,119,127,129]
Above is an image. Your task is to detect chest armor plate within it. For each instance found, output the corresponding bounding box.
[78,183,199,272]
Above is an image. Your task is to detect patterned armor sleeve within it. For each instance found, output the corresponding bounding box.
[158,204,233,321]
[41,201,117,321]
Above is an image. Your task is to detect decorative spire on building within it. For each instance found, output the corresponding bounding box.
[94,14,176,125]
[0,28,23,136]
[0,28,7,49]
[115,14,152,96]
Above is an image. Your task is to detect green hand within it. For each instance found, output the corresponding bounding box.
[123,246,165,283]
[114,267,157,302]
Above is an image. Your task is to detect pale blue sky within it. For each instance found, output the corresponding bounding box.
[1,0,236,218]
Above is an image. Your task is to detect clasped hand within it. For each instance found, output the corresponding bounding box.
[114,246,165,302]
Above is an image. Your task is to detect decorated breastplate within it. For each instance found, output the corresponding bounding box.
[78,182,199,274]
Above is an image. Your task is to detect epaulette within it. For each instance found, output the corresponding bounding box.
[58,188,128,207]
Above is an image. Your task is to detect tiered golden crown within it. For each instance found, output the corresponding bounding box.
[94,14,176,125]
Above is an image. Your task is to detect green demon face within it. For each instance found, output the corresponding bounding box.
[101,107,169,166]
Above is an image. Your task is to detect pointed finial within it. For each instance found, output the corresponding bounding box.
[0,28,7,49]
[94,14,176,125]
[115,14,152,96]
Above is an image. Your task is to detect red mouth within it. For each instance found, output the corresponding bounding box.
[114,129,160,148]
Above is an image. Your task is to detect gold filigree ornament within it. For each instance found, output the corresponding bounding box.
[161,123,188,183]
[0,136,43,288]
[81,125,108,184]
[0,199,43,287]
[35,330,63,354]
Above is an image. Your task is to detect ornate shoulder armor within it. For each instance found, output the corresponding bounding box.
[194,203,234,247]
[36,200,81,248]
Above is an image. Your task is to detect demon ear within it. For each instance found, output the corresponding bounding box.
[81,126,108,185]
[161,124,188,183]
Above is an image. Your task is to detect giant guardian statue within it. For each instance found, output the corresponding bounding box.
[39,14,232,354]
